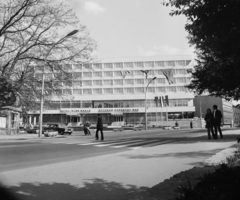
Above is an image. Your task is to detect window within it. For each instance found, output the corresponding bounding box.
[83,64,92,70]
[103,71,113,77]
[83,72,92,77]
[35,73,42,80]
[134,62,144,68]
[113,79,123,85]
[93,88,102,94]
[124,62,133,68]
[54,89,62,95]
[155,61,164,67]
[104,63,113,69]
[35,66,43,72]
[135,87,144,93]
[93,71,102,77]
[71,101,81,108]
[166,87,175,92]
[186,77,191,82]
[134,70,144,76]
[82,101,92,108]
[63,89,72,95]
[62,64,72,71]
[103,88,113,94]
[72,81,82,87]
[93,63,102,69]
[114,71,121,76]
[156,78,165,84]
[156,87,165,93]
[63,81,72,87]
[186,60,191,65]
[175,60,185,66]
[135,79,144,85]
[93,80,102,86]
[146,78,156,85]
[175,69,185,75]
[61,101,71,108]
[72,64,82,70]
[124,88,134,94]
[114,63,123,68]
[103,80,113,86]
[145,62,154,67]
[82,80,92,86]
[73,89,82,95]
[114,88,123,94]
[45,73,52,81]
[72,72,82,79]
[165,61,175,67]
[49,101,61,110]
[147,87,155,93]
[176,86,186,92]
[148,70,155,75]
[83,89,92,95]
[175,77,186,83]
[124,79,133,85]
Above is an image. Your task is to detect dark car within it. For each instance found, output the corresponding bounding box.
[26,125,39,134]
[45,124,73,135]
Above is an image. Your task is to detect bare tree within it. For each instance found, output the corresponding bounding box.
[0,0,96,108]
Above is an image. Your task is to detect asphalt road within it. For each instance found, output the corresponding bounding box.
[0,128,234,173]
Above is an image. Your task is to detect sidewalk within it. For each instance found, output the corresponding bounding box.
[0,130,238,200]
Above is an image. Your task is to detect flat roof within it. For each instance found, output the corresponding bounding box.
[92,55,192,64]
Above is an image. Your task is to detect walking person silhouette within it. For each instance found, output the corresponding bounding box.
[95,114,104,140]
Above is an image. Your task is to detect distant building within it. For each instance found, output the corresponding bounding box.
[193,96,234,126]
[28,56,195,126]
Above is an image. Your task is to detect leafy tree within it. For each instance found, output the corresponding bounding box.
[164,0,240,100]
[0,0,96,108]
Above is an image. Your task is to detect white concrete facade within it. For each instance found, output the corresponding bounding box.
[32,56,195,124]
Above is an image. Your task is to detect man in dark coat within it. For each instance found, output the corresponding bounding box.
[212,105,223,139]
[95,114,104,140]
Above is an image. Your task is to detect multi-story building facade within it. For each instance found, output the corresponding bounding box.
[29,56,195,126]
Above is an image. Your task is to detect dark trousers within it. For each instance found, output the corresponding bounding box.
[213,124,223,138]
[207,126,215,139]
[95,128,104,140]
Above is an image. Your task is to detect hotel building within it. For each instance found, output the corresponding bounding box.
[29,56,195,126]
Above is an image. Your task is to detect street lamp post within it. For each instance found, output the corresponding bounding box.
[38,30,78,137]
[144,77,156,131]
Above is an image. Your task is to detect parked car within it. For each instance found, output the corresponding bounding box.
[44,124,73,135]
[26,125,39,134]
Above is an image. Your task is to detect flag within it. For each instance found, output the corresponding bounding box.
[121,70,130,79]
[161,69,174,85]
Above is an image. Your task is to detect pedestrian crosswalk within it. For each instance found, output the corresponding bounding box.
[40,138,174,150]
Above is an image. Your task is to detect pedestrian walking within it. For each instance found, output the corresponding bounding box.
[95,114,104,140]
[84,121,91,136]
[190,120,193,129]
[212,105,223,139]
[204,108,215,139]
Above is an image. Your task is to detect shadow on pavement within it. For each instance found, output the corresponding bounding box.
[120,148,225,161]
[0,178,147,200]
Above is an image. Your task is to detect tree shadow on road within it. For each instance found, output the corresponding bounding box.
[0,178,147,200]
[121,148,225,161]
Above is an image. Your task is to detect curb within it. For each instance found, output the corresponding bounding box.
[130,142,239,200]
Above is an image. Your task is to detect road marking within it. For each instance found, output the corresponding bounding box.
[93,139,144,147]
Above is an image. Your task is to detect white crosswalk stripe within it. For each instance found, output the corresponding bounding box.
[40,139,174,149]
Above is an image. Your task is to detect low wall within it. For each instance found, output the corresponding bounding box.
[150,119,205,128]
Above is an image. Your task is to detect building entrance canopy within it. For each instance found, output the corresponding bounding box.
[111,111,123,116]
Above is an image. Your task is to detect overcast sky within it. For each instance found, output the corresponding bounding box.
[66,0,194,59]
